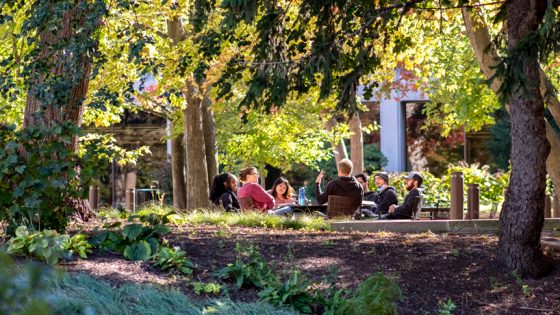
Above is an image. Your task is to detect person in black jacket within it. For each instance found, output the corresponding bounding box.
[315,159,363,205]
[387,172,423,219]
[209,172,240,212]
[355,172,399,219]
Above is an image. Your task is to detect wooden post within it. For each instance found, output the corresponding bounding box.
[125,188,135,212]
[467,184,479,219]
[553,194,560,218]
[544,195,552,218]
[450,172,464,220]
[88,185,99,211]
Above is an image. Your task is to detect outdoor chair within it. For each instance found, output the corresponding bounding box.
[239,197,255,211]
[326,195,362,218]
[411,196,424,220]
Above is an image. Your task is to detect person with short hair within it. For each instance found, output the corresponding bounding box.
[355,172,399,219]
[237,167,275,211]
[355,173,375,201]
[209,172,240,212]
[387,172,423,219]
[315,158,363,205]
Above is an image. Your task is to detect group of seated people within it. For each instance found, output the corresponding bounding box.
[208,158,424,220]
[209,167,297,215]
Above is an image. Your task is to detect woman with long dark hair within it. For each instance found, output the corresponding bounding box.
[209,172,239,212]
[269,177,295,206]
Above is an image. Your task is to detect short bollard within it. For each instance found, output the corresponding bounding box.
[467,184,480,219]
[544,195,552,218]
[88,186,99,211]
[553,194,560,218]
[125,188,135,212]
[450,172,464,220]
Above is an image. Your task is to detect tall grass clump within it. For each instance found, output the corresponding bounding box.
[48,273,298,315]
[173,209,330,231]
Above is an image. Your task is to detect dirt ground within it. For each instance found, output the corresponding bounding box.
[62,223,560,315]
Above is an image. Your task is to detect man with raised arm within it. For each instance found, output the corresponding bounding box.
[315,158,363,205]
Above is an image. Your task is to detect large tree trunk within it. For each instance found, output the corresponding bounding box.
[23,1,100,222]
[462,7,560,194]
[171,131,187,209]
[349,112,364,175]
[24,1,97,152]
[202,92,218,185]
[324,116,348,164]
[500,1,550,278]
[183,81,211,210]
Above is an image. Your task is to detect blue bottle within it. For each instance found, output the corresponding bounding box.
[298,187,305,205]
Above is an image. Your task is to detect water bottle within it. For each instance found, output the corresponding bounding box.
[298,187,305,205]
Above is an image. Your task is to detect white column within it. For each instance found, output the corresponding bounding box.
[380,98,406,172]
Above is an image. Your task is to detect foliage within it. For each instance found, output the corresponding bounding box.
[0,251,54,315]
[63,234,93,260]
[214,243,276,289]
[363,143,388,175]
[0,125,80,233]
[6,226,70,266]
[337,273,401,315]
[49,273,297,315]
[437,298,457,315]
[215,89,338,174]
[171,209,331,231]
[88,217,194,275]
[447,162,509,204]
[486,108,511,171]
[389,162,510,207]
[153,246,194,275]
[192,282,222,295]
[258,270,315,314]
[216,243,403,314]
[89,220,170,261]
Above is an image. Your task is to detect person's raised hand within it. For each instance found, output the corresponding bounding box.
[315,170,324,184]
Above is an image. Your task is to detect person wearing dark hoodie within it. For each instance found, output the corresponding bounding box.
[315,158,363,206]
[387,172,423,219]
[209,172,240,212]
[355,172,399,219]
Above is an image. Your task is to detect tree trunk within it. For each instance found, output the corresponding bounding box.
[183,81,211,210]
[24,1,97,152]
[463,2,553,278]
[462,7,560,195]
[349,112,364,175]
[171,131,186,209]
[497,0,551,278]
[22,1,100,222]
[324,116,348,164]
[202,92,218,185]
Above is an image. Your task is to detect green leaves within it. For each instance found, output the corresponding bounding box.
[123,223,144,240]
[124,241,152,261]
[6,227,76,266]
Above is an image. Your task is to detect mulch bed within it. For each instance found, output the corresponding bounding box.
[62,222,560,315]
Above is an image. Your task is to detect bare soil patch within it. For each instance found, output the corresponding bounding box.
[63,223,560,315]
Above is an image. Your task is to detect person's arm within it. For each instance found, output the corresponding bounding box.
[316,182,331,205]
[252,185,275,209]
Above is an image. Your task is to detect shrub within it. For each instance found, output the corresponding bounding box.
[214,243,276,289]
[0,251,54,314]
[7,226,70,265]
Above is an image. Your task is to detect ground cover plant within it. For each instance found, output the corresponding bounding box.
[54,218,560,314]
[97,207,331,232]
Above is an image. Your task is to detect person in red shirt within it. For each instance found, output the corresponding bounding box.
[237,167,275,211]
